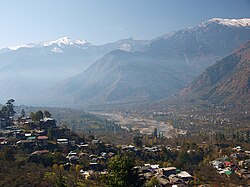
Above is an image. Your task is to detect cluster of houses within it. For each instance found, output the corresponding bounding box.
[76,149,194,186]
[0,116,57,147]
[1,113,249,186]
[210,146,250,179]
[0,115,118,175]
[136,164,193,186]
[79,143,195,186]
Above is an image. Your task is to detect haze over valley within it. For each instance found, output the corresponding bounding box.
[1,18,250,108]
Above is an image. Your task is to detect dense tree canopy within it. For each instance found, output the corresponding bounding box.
[133,136,143,147]
[0,99,15,119]
[32,110,44,122]
[106,155,143,187]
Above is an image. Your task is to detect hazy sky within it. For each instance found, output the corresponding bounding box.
[0,0,249,48]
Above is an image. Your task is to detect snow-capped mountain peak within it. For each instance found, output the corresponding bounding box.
[115,37,149,52]
[200,18,250,27]
[7,37,90,51]
[41,37,88,47]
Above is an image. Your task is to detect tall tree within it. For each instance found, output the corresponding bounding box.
[106,155,143,187]
[6,99,15,117]
[133,136,143,147]
[153,127,158,138]
[33,110,44,122]
[21,108,26,118]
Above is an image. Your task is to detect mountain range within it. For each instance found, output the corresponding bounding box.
[1,18,250,107]
[43,18,250,107]
[180,40,250,109]
[0,37,148,103]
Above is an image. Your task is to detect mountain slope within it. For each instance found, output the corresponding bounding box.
[147,18,250,71]
[0,37,149,104]
[46,18,250,107]
[181,40,250,107]
[46,50,191,106]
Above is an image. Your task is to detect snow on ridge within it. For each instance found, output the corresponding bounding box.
[51,47,63,53]
[7,37,89,51]
[8,43,36,50]
[41,37,88,47]
[119,44,132,51]
[201,18,250,27]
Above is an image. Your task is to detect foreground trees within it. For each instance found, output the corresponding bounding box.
[30,110,44,122]
[0,99,15,118]
[106,155,144,187]
[0,99,15,126]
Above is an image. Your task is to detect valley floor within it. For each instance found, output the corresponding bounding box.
[92,112,176,138]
